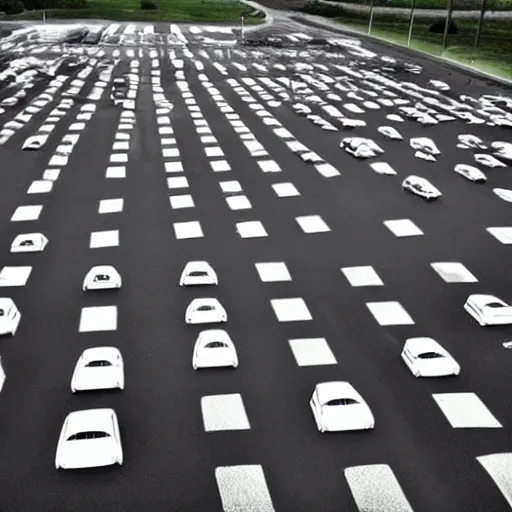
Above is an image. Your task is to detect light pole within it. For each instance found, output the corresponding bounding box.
[368,0,375,35]
[475,0,487,48]
[240,14,245,43]
[442,0,454,49]
[407,0,415,47]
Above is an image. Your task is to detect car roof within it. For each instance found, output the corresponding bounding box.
[185,261,211,271]
[315,381,358,403]
[80,346,120,363]
[64,408,115,436]
[88,265,117,274]
[405,337,443,354]
[468,294,505,306]
[190,298,220,307]
[0,298,15,308]
[14,233,44,242]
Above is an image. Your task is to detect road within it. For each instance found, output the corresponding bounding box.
[0,17,512,512]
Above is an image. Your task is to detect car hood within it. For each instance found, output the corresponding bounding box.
[57,438,117,468]
[322,404,373,425]
[73,367,119,390]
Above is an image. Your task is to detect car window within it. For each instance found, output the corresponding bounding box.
[197,305,214,311]
[67,431,110,441]
[325,398,359,406]
[189,271,208,277]
[94,275,110,281]
[205,342,227,349]
[0,309,4,316]
[20,240,33,246]
[86,360,112,367]
[486,302,505,308]
[418,352,443,359]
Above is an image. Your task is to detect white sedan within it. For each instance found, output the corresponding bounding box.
[185,298,227,325]
[310,381,375,433]
[10,233,49,253]
[179,261,218,287]
[401,338,460,377]
[192,329,238,370]
[341,137,384,159]
[402,175,442,200]
[0,298,21,336]
[464,294,512,326]
[71,347,124,392]
[22,134,48,150]
[83,266,122,291]
[454,164,487,183]
[55,408,123,470]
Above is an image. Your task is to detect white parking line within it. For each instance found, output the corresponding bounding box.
[433,393,502,428]
[342,266,384,287]
[0,266,32,287]
[271,298,312,322]
[215,465,275,512]
[366,301,415,326]
[78,306,118,332]
[201,394,251,432]
[11,205,43,222]
[289,338,337,366]
[89,230,119,248]
[255,262,292,282]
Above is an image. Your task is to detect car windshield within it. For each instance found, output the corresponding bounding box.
[325,398,359,406]
[418,352,443,359]
[85,360,112,367]
[197,306,214,311]
[486,302,506,308]
[67,431,110,441]
[0,310,4,316]
[189,271,208,277]
[20,240,34,245]
[94,275,110,281]
[205,341,227,348]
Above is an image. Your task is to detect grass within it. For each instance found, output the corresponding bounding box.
[326,0,512,10]
[7,0,266,23]
[336,16,512,79]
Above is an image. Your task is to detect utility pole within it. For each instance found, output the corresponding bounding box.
[240,14,245,43]
[368,0,375,35]
[442,0,454,49]
[407,0,415,47]
[475,0,487,48]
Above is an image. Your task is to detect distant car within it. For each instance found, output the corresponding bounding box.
[179,261,218,287]
[22,134,48,150]
[83,266,122,291]
[464,294,512,326]
[493,188,512,202]
[378,126,403,140]
[401,338,460,377]
[341,137,384,159]
[55,408,123,469]
[1,97,18,107]
[192,329,238,370]
[71,347,124,392]
[454,164,487,183]
[310,381,375,433]
[458,134,487,149]
[410,137,440,156]
[402,175,442,200]
[185,298,227,325]
[10,233,49,253]
[0,298,21,336]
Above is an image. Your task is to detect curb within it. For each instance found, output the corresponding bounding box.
[289,14,512,88]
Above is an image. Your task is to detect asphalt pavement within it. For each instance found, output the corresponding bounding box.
[0,18,512,512]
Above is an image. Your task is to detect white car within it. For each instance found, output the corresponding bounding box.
[10,233,49,253]
[464,294,512,326]
[192,329,238,369]
[454,164,487,183]
[55,408,123,469]
[378,126,403,140]
[402,175,442,200]
[310,381,375,433]
[401,338,460,377]
[493,188,512,202]
[0,298,21,336]
[410,137,440,156]
[22,134,48,150]
[185,298,227,325]
[341,137,384,159]
[71,347,124,392]
[458,134,487,149]
[83,266,122,291]
[179,261,218,287]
